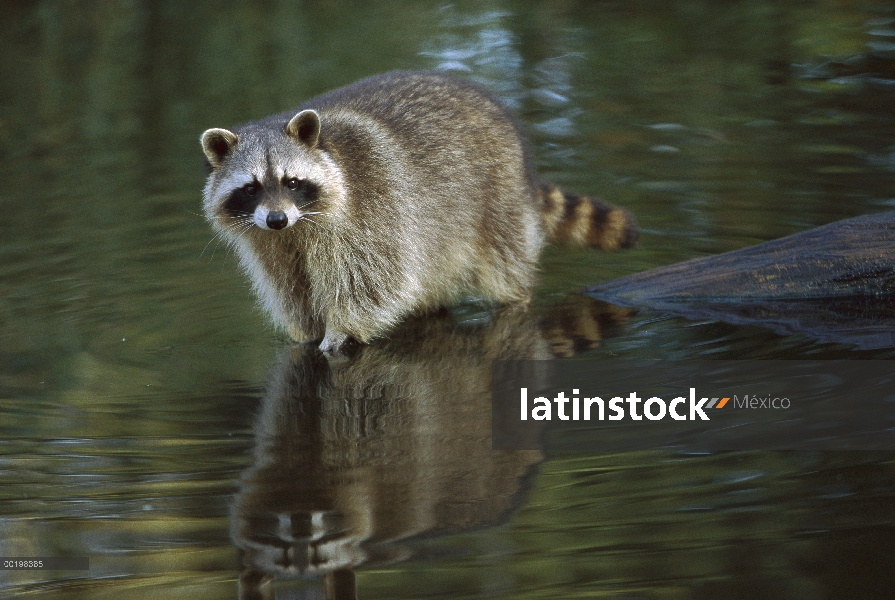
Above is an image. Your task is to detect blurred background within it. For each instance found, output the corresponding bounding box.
[1,1,894,598]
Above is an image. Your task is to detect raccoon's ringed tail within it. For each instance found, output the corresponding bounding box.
[538,182,638,250]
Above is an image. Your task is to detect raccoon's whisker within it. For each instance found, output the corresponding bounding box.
[240,221,256,234]
[201,224,239,258]
[221,220,251,235]
[212,221,255,258]
[229,221,255,238]
[230,218,256,230]
[200,235,219,259]
[201,231,229,260]
[298,216,325,231]
[201,216,255,259]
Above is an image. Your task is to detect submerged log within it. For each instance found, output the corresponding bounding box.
[585,211,895,349]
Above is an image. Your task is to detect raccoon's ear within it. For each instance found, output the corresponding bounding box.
[285,110,320,148]
[201,128,239,168]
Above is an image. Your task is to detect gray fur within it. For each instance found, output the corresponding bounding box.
[201,71,636,352]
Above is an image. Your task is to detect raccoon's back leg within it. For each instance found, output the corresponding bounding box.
[537,181,638,250]
[471,196,543,306]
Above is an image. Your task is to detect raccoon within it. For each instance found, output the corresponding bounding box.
[201,71,636,353]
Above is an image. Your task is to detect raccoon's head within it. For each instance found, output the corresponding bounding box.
[201,110,342,232]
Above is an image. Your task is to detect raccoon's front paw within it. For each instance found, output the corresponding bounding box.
[318,329,351,356]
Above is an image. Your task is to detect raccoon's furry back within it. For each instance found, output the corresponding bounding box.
[201,71,637,350]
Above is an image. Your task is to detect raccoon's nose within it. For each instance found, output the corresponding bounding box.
[266,211,288,230]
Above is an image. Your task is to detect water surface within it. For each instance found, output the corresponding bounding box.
[1,1,895,598]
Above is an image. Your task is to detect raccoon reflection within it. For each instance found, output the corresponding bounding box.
[231,297,631,599]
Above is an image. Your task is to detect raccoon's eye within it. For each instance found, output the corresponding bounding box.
[244,183,259,196]
[286,178,299,190]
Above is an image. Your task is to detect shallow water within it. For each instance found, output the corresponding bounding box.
[2,1,895,598]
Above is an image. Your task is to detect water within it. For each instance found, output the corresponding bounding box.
[1,1,895,598]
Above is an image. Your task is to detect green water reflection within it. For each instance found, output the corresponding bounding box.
[1,1,895,598]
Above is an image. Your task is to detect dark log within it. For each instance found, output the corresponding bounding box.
[585,211,895,349]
